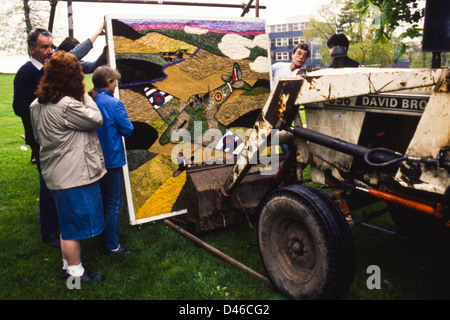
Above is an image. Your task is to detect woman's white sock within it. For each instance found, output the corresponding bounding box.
[68,263,85,277]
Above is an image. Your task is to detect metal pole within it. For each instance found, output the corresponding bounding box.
[240,0,260,17]
[34,0,267,34]
[432,52,441,68]
[163,219,274,289]
[32,0,266,10]
[240,0,253,17]
[48,0,58,32]
[67,0,73,37]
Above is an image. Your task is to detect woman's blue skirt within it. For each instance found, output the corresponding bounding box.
[50,181,105,240]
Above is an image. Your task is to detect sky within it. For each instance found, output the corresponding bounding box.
[67,0,327,31]
[0,0,328,73]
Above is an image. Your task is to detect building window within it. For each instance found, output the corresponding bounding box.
[291,23,307,31]
[292,37,303,46]
[276,52,290,61]
[275,24,288,32]
[314,51,322,59]
[275,38,289,47]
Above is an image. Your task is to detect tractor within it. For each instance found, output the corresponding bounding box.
[185,0,449,299]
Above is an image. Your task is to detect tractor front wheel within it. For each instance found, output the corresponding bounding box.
[257,184,355,300]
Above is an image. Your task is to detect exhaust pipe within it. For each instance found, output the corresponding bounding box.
[285,126,399,166]
[285,126,449,169]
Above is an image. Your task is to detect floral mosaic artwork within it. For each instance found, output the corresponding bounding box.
[105,15,271,224]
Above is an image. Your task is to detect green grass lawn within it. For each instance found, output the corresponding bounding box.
[1,72,449,303]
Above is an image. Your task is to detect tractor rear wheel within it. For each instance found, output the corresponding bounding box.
[257,184,356,300]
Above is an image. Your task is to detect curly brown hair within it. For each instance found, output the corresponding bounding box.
[36,50,85,104]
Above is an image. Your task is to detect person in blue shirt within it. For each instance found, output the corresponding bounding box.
[55,36,107,74]
[89,66,136,256]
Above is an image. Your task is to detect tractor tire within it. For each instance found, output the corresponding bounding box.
[257,184,356,300]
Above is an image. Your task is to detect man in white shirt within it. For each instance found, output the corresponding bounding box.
[13,29,61,248]
[271,43,310,88]
[271,43,310,155]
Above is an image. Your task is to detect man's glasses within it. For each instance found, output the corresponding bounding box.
[294,52,309,58]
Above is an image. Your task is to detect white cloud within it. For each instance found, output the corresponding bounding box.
[184,26,209,35]
[250,56,270,73]
[218,34,255,60]
[218,33,269,60]
[253,34,269,49]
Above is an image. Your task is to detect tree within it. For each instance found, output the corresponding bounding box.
[340,0,397,66]
[304,0,397,67]
[303,0,344,66]
[353,0,425,57]
[0,0,65,55]
[407,43,448,68]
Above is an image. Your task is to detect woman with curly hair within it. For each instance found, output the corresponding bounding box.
[30,50,106,282]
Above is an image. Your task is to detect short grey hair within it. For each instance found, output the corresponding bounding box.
[27,28,53,48]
